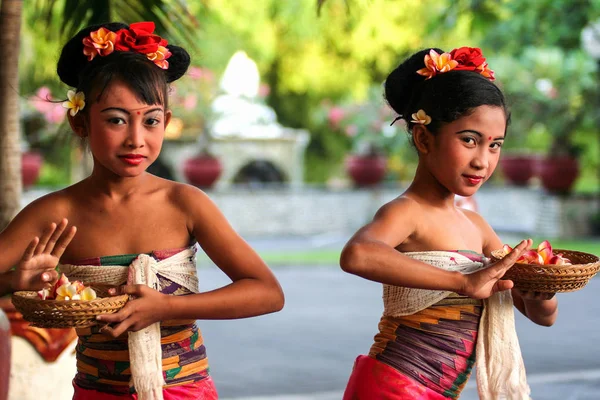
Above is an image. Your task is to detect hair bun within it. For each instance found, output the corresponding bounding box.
[57,22,190,87]
[164,45,190,83]
[384,48,443,118]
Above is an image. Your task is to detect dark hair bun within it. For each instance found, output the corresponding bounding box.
[164,45,190,83]
[384,48,443,117]
[57,22,190,88]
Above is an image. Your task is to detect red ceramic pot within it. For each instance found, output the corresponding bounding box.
[183,154,223,189]
[345,154,387,187]
[500,155,536,186]
[536,156,580,194]
[22,151,43,188]
[0,308,10,400]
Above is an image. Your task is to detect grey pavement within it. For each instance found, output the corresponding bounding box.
[196,258,600,400]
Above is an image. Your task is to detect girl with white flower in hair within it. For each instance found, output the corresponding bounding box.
[340,47,558,400]
[0,21,284,399]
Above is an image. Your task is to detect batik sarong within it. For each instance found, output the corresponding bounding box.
[343,251,530,400]
[59,246,218,399]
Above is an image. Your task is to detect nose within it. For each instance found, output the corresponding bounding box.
[125,123,144,149]
[470,148,488,170]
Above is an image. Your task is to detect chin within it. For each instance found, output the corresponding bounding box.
[455,187,480,197]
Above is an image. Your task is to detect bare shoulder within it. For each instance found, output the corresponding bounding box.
[374,195,422,222]
[166,181,213,209]
[460,208,491,232]
[15,187,74,225]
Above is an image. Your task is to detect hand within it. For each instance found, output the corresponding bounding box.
[11,219,77,292]
[514,289,556,301]
[460,239,532,299]
[96,285,168,338]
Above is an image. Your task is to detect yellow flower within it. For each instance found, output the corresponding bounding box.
[410,109,432,125]
[147,45,171,70]
[55,283,78,301]
[80,287,97,301]
[417,49,458,79]
[62,90,86,116]
[83,27,117,61]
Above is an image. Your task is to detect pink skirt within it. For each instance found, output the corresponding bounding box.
[72,377,219,399]
[343,355,449,400]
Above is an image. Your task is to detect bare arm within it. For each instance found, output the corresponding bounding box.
[98,185,284,336]
[340,198,529,299]
[477,211,558,327]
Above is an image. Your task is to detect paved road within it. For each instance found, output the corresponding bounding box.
[196,261,600,400]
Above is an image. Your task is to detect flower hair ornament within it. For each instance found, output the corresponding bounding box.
[417,47,495,81]
[410,109,431,125]
[82,22,171,69]
[62,90,85,116]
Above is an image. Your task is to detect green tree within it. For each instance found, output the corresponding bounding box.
[0,0,23,230]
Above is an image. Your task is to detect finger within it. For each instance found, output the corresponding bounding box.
[21,237,39,262]
[495,279,514,293]
[44,218,68,254]
[99,322,130,338]
[40,270,58,284]
[35,222,57,255]
[51,225,77,258]
[111,284,144,296]
[100,318,133,338]
[500,240,529,266]
[97,306,132,324]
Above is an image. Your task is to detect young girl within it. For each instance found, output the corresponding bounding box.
[0,21,284,399]
[340,47,558,400]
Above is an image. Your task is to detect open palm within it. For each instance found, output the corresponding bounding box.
[12,219,77,291]
[462,239,532,299]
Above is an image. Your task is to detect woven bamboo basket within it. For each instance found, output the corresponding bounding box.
[490,249,600,293]
[11,284,128,328]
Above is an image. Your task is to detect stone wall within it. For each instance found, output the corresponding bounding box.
[21,185,598,238]
[207,185,598,238]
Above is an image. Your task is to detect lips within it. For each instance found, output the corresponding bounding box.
[119,154,146,166]
[463,174,484,185]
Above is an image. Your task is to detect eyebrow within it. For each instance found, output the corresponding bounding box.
[456,129,504,141]
[100,107,164,115]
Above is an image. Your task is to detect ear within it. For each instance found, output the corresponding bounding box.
[164,109,172,129]
[412,124,432,154]
[67,113,87,138]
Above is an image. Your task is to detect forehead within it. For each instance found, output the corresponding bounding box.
[93,80,163,109]
[448,106,506,135]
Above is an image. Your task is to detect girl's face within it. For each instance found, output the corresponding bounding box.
[83,80,171,178]
[424,105,506,197]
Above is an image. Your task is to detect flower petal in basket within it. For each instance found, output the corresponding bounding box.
[490,248,600,293]
[11,284,128,329]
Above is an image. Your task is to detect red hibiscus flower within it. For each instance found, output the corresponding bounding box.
[114,22,168,54]
[450,47,487,70]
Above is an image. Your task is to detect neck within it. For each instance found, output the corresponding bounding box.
[85,167,151,200]
[406,163,456,208]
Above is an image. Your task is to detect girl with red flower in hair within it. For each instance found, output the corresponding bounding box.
[340,48,558,399]
[0,22,284,399]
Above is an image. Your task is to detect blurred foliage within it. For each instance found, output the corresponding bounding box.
[167,66,219,139]
[20,0,201,96]
[312,87,393,155]
[490,47,597,156]
[17,0,600,189]
[435,0,600,51]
